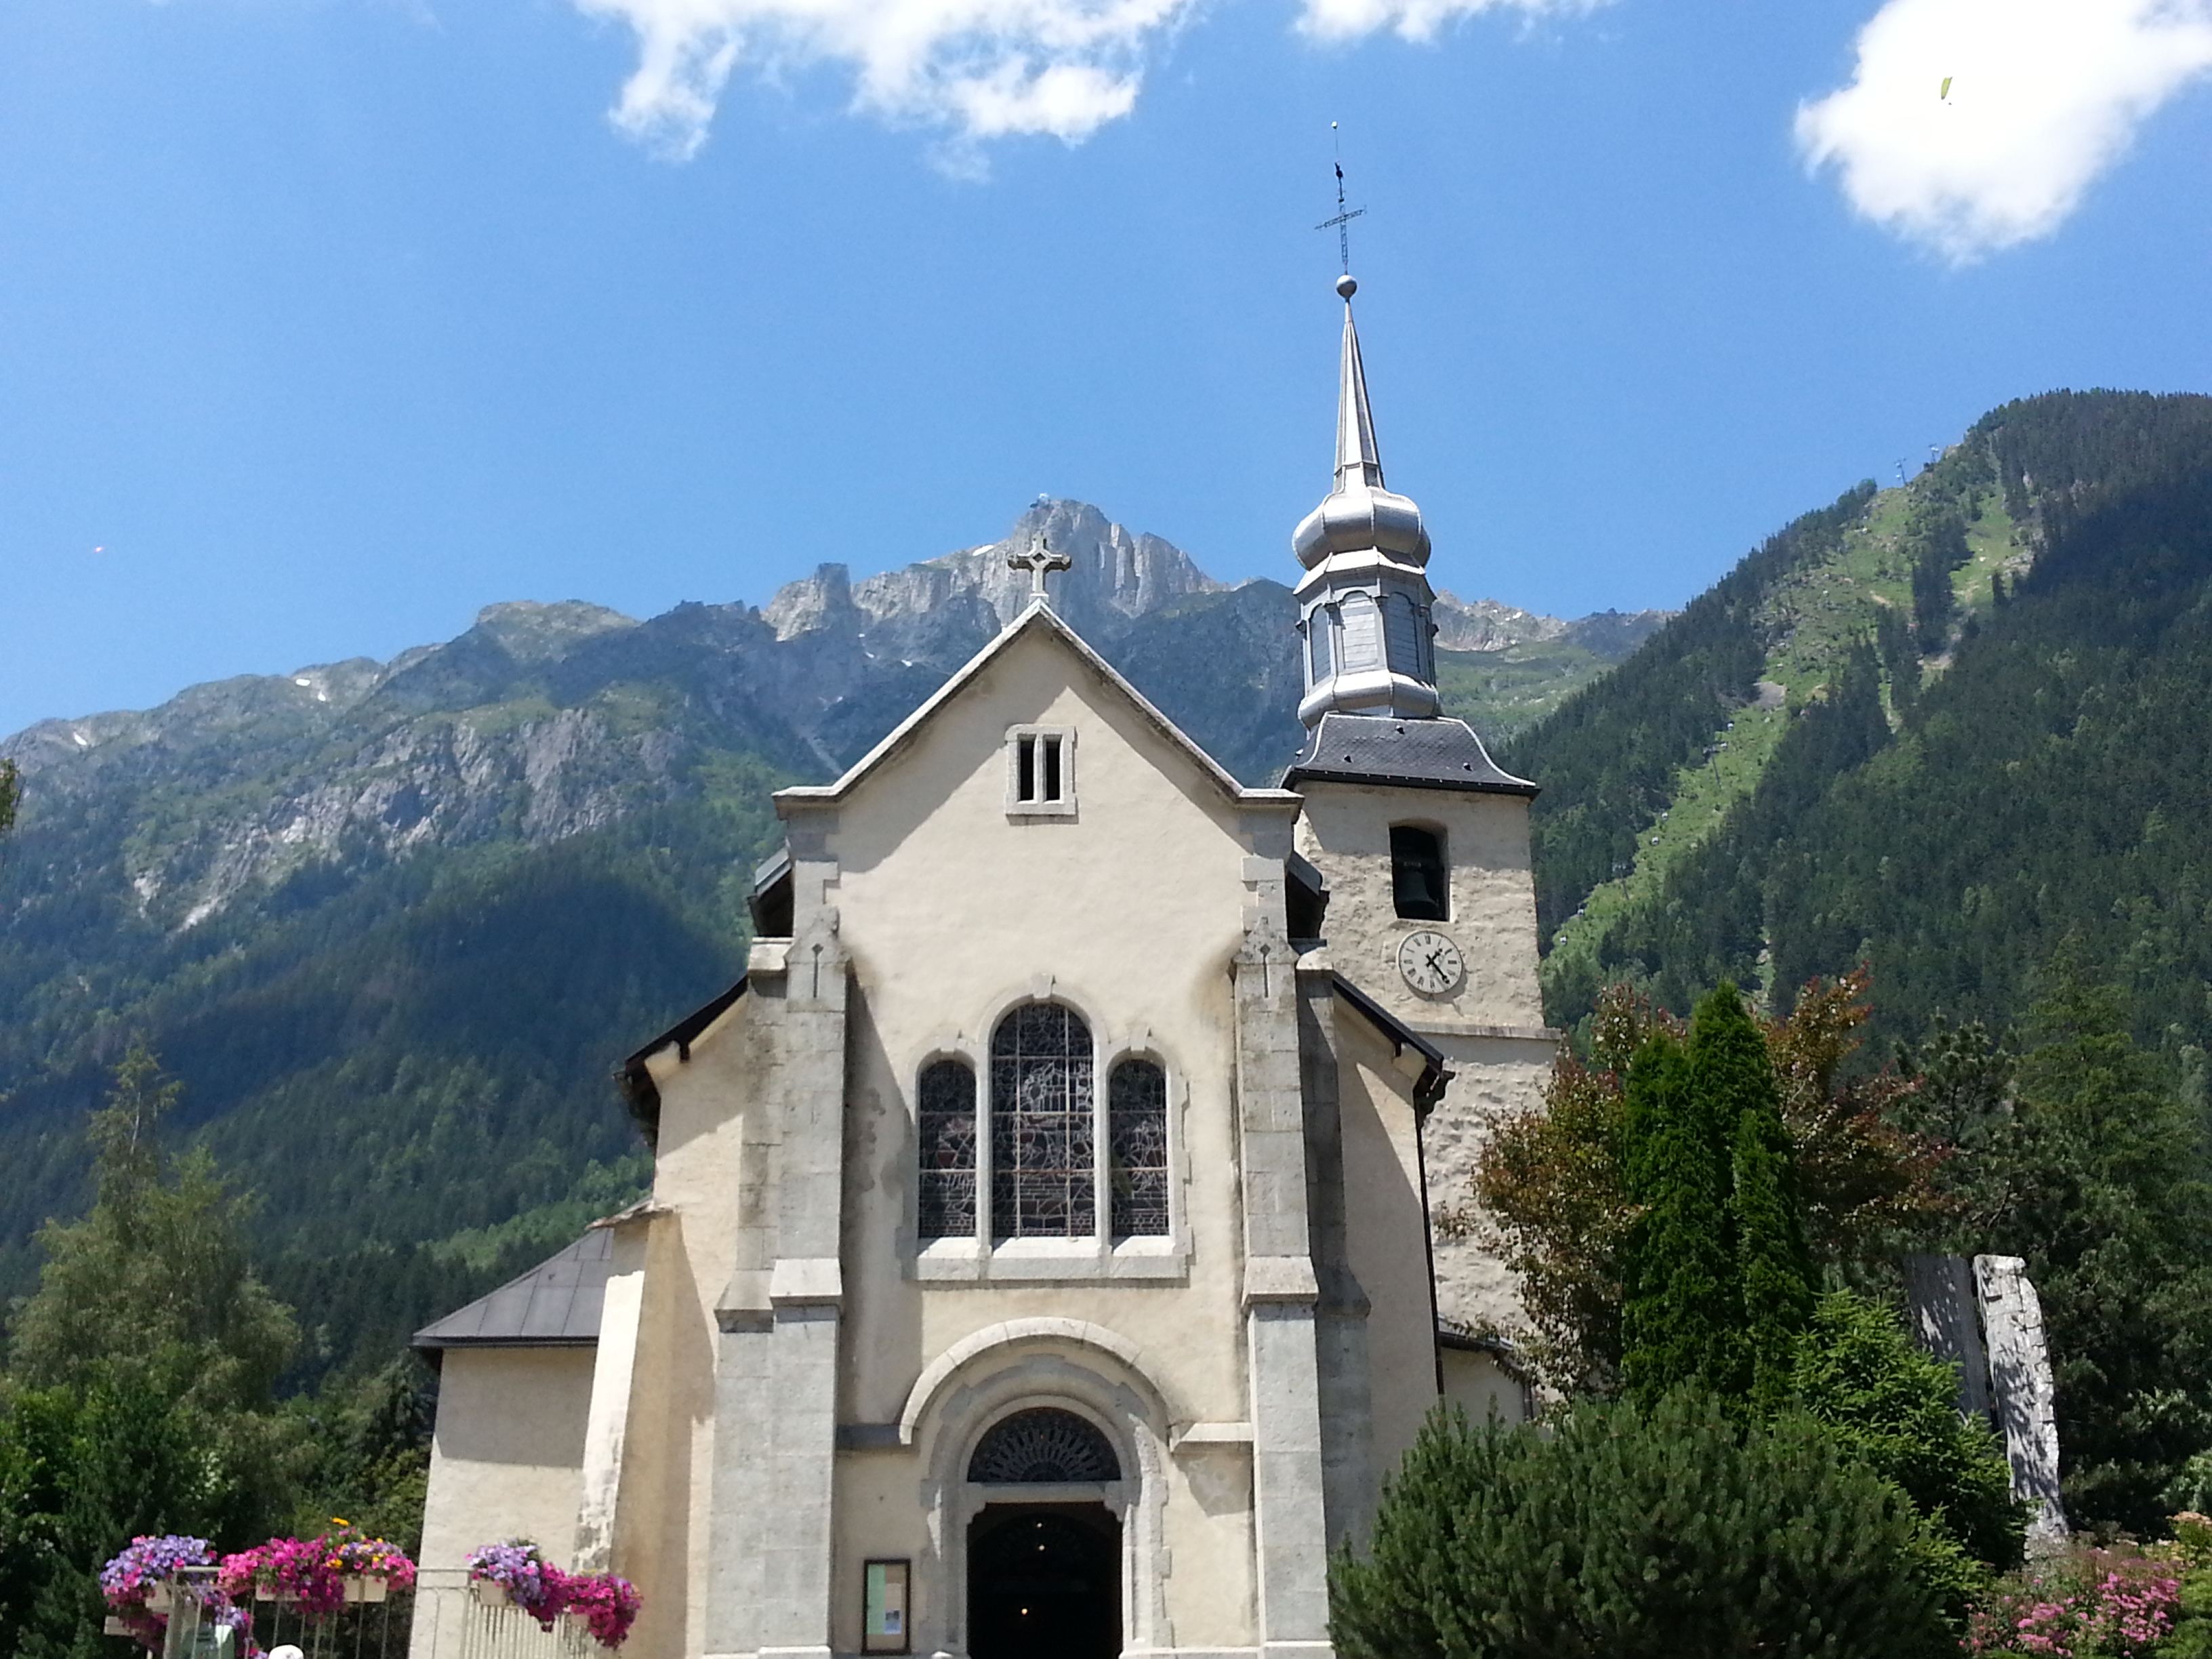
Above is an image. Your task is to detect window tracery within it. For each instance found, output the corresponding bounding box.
[1108,1059,1168,1237]
[990,1002,1095,1238]
[967,1408,1121,1483]
[916,1059,978,1239]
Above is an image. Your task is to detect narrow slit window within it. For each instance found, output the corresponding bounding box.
[1108,1059,1169,1237]
[1041,734,1063,801]
[916,1060,977,1240]
[1391,825,1449,921]
[1017,735,1037,803]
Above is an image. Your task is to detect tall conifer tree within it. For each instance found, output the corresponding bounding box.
[1692,983,1815,1410]
[1618,1031,1739,1403]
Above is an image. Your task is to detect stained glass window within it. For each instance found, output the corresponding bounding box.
[1109,1059,1169,1237]
[916,1059,977,1240]
[968,1408,1121,1483]
[990,1002,1094,1238]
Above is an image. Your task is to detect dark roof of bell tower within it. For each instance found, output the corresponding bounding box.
[1280,712,1537,797]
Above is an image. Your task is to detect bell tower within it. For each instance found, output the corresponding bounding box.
[1281,271,1556,1338]
[1292,273,1441,725]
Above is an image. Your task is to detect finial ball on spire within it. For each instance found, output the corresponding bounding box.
[1336,273,1357,300]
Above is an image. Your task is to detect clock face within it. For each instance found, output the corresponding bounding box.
[1397,930,1465,996]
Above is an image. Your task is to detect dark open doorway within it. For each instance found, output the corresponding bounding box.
[967,1502,1121,1659]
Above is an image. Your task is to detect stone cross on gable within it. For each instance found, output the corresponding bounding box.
[1009,529,1073,605]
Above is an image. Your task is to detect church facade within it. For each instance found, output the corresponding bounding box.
[410,276,1555,1659]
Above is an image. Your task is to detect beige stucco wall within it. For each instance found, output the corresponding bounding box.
[417,1345,596,1583]
[1439,1345,1530,1427]
[623,998,771,1659]
[1294,783,1544,1033]
[1336,1021,1445,1483]
[1295,780,1553,1339]
[816,629,1275,1651]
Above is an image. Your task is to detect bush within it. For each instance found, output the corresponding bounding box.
[1965,1540,2179,1656]
[1330,1391,1958,1659]
[1793,1291,2026,1572]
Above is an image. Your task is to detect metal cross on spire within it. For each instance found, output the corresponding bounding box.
[1315,123,1366,276]
[1009,525,1073,604]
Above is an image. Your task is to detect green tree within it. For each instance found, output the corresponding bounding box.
[1618,1028,1739,1403]
[1694,986,1815,1410]
[2005,947,2212,1532]
[9,1042,298,1411]
[1,1045,311,1656]
[1330,1393,1958,1659]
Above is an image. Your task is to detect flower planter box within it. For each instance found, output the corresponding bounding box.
[472,1580,512,1607]
[102,1616,132,1637]
[344,1574,390,1604]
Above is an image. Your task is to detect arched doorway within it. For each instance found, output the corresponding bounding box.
[963,1408,1125,1658]
[967,1504,1121,1659]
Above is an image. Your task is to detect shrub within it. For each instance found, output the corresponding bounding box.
[1330,1391,1957,1659]
[1965,1540,2179,1656]
[1793,1291,2026,1571]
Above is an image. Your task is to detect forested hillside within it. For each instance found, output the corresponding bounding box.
[0,500,1653,1386]
[1507,390,2212,1070]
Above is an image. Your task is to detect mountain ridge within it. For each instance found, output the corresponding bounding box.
[0,495,1663,1383]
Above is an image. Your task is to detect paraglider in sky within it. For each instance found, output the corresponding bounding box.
[1940,76,1953,101]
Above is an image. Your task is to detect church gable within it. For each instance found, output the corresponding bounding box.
[775,599,1294,819]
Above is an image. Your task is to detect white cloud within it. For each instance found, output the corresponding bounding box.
[1797,0,2212,262]
[573,0,1183,157]
[1295,0,1599,47]
[576,0,1599,158]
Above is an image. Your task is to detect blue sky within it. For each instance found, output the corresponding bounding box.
[2,0,2208,735]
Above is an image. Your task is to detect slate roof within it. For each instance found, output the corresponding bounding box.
[1281,713,1536,798]
[412,1229,611,1351]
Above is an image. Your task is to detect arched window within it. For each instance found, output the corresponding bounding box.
[916,1059,977,1240]
[1108,1059,1168,1237]
[1391,825,1449,921]
[990,1002,1094,1238]
[968,1408,1121,1483]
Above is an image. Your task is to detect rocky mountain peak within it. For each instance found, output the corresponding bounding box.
[473,600,640,663]
[764,498,1225,648]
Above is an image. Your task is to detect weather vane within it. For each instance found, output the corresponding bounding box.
[1315,122,1366,276]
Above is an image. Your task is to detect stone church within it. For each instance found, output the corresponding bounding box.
[409,274,1555,1659]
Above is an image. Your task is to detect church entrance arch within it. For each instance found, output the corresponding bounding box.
[960,1407,1126,1658]
[967,1503,1122,1659]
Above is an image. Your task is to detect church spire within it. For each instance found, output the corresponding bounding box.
[1291,274,1441,727]
[1334,275,1385,494]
